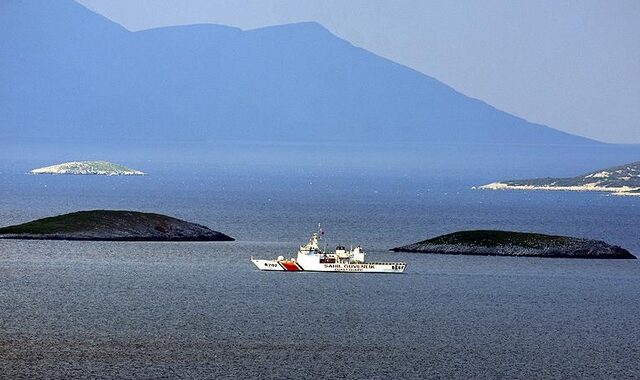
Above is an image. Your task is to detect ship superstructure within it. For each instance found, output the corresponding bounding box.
[251,230,406,273]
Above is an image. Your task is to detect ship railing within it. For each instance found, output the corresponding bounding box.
[366,262,406,265]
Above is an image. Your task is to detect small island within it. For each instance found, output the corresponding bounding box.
[0,210,234,241]
[479,161,640,195]
[391,230,635,259]
[31,161,146,176]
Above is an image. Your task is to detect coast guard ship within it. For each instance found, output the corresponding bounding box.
[251,229,406,273]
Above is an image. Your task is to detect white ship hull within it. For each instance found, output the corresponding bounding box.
[251,259,405,273]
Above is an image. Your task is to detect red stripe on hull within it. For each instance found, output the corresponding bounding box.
[280,261,302,271]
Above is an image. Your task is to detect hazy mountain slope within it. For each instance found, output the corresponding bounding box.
[0,0,598,145]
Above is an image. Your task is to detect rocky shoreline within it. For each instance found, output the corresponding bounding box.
[0,210,234,242]
[479,182,640,196]
[478,161,640,196]
[392,230,635,259]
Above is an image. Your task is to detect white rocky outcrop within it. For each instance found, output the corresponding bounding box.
[31,161,145,176]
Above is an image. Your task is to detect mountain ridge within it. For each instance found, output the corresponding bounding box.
[0,0,600,146]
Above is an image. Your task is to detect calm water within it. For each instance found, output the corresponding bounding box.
[1,152,639,379]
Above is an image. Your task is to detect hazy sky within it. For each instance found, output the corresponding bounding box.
[76,0,640,144]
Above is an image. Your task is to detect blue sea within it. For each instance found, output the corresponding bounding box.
[1,144,639,379]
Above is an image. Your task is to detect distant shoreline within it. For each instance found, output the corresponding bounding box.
[478,182,640,196]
